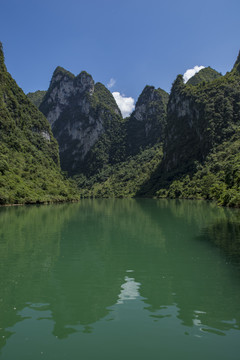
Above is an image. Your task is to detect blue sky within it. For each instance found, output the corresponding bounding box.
[1,0,240,112]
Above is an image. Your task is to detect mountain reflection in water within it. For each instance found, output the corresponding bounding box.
[0,199,239,359]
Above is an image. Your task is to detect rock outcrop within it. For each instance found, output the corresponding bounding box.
[40,67,123,175]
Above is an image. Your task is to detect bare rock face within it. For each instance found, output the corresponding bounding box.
[41,68,94,127]
[40,67,123,175]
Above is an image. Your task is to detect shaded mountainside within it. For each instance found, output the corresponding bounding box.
[125,86,169,156]
[139,52,240,206]
[72,85,168,198]
[39,66,125,176]
[0,43,79,204]
[163,60,240,177]
[75,144,163,198]
[27,90,46,108]
[154,130,240,206]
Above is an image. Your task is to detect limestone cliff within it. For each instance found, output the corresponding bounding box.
[40,67,123,175]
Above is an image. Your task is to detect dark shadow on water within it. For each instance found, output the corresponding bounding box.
[197,219,240,268]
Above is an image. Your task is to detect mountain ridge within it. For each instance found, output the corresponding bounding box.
[3,42,240,207]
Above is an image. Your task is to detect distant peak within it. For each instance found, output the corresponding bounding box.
[135,86,154,106]
[45,66,95,99]
[48,66,75,92]
[136,85,168,107]
[171,75,185,91]
[75,71,94,92]
[52,66,75,79]
[233,50,240,72]
[142,85,155,92]
[76,70,92,78]
[186,66,222,86]
[0,41,6,72]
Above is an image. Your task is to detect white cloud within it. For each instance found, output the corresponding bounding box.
[107,78,116,89]
[112,91,135,118]
[183,65,205,83]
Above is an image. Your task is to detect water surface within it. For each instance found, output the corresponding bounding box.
[0,199,240,359]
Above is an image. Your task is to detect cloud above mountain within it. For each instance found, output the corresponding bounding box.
[183,65,205,83]
[112,92,135,118]
[107,78,116,89]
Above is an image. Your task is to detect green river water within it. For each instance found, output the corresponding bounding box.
[0,199,240,359]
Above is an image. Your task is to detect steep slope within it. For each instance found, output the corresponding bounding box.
[140,52,240,205]
[73,85,168,197]
[233,50,240,73]
[39,67,125,176]
[163,64,240,177]
[27,90,47,107]
[0,43,79,204]
[125,86,169,155]
[186,67,222,86]
[75,144,163,198]
[155,130,240,206]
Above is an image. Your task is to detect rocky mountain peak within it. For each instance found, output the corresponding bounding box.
[0,42,6,73]
[133,85,169,122]
[49,66,74,89]
[39,66,123,175]
[48,67,94,98]
[75,71,94,94]
[167,75,187,115]
[136,85,158,105]
[171,74,185,91]
[233,50,240,73]
[126,85,169,155]
[39,67,95,127]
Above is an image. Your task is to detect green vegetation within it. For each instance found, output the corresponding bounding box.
[94,82,121,114]
[75,144,163,198]
[186,67,222,86]
[155,130,240,207]
[157,61,240,179]
[145,58,240,207]
[0,43,80,205]
[27,90,47,108]
[2,41,240,208]
[37,52,240,207]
